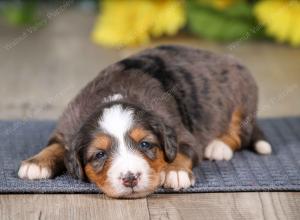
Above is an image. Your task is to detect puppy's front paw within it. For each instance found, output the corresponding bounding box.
[204,139,233,161]
[162,170,195,191]
[18,159,52,180]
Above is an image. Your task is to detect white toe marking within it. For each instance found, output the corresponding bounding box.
[160,171,166,186]
[164,170,193,190]
[178,171,191,188]
[205,139,233,161]
[255,140,272,155]
[18,162,52,180]
[165,171,179,190]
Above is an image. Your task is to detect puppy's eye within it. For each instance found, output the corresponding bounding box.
[95,151,106,160]
[140,141,151,149]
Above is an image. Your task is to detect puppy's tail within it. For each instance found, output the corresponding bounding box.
[250,123,272,155]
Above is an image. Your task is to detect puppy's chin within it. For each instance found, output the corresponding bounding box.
[94,170,162,199]
[108,189,155,199]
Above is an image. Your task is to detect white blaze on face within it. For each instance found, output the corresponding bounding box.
[99,105,150,194]
[103,94,123,103]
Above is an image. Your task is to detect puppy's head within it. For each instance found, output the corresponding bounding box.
[65,103,177,198]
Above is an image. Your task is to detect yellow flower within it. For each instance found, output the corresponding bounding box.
[254,0,300,47]
[92,0,186,47]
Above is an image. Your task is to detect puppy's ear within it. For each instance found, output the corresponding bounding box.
[150,119,178,162]
[64,134,85,180]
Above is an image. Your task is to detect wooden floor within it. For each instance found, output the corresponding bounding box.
[0,7,299,220]
[1,193,299,220]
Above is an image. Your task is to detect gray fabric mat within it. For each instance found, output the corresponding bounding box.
[0,118,299,193]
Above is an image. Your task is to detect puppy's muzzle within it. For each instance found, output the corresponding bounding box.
[122,172,141,188]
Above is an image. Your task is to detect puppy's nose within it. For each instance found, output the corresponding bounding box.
[122,172,139,188]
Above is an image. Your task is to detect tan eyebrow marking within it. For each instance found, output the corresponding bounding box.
[129,127,151,143]
[91,134,112,150]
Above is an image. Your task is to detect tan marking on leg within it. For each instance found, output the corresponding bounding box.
[219,108,243,151]
[205,108,243,161]
[33,143,65,166]
[18,143,65,179]
[166,153,192,171]
[162,153,195,190]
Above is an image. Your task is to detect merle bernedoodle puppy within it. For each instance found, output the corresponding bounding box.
[18,45,272,198]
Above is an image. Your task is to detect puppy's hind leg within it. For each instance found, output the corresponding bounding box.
[205,109,242,161]
[18,135,65,180]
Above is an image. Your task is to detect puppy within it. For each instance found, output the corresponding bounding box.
[18,45,272,198]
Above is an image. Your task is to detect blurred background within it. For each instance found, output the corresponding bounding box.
[0,0,299,120]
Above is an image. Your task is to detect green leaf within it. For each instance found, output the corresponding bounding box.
[186,0,262,41]
[0,0,38,26]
